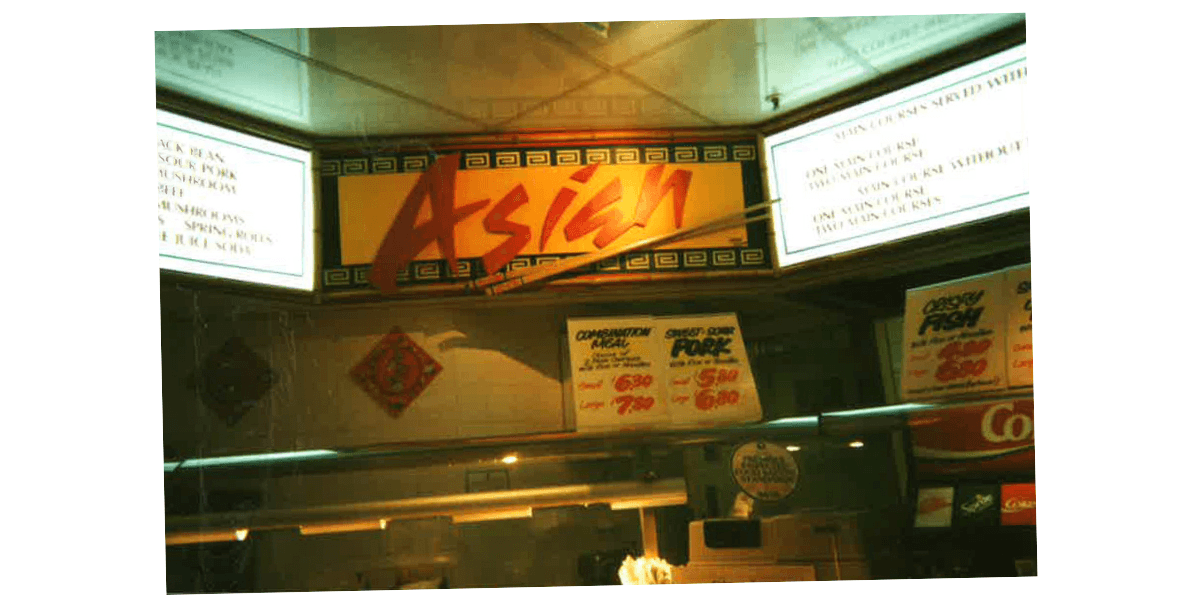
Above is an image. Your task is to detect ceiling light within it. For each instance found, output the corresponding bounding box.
[786,445,801,452]
[848,440,864,448]
[299,520,388,536]
[609,491,689,511]
[501,455,518,464]
[452,507,533,524]
[165,530,248,546]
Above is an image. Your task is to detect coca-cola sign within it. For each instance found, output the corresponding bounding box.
[909,399,1034,476]
[1000,483,1036,526]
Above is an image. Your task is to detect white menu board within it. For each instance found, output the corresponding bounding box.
[657,314,763,428]
[1005,264,1033,387]
[566,316,669,432]
[900,271,1008,399]
[765,44,1028,268]
[157,109,314,290]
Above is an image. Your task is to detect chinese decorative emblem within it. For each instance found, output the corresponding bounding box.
[350,327,443,417]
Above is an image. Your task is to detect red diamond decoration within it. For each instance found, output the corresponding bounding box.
[350,327,443,417]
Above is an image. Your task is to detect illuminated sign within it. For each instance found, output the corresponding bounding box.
[764,44,1028,268]
[331,146,760,291]
[157,109,314,290]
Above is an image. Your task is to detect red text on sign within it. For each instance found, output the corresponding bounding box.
[613,395,655,415]
[695,388,740,411]
[696,368,739,388]
[370,153,695,292]
[614,374,654,392]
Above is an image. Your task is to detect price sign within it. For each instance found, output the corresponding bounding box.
[566,316,669,432]
[1005,264,1033,387]
[901,270,1008,399]
[657,314,763,428]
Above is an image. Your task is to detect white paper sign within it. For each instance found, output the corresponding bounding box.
[566,316,669,432]
[657,313,763,428]
[1005,264,1033,387]
[901,271,1008,399]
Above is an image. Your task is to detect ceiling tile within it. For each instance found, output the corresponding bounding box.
[535,20,718,67]
[824,14,1025,72]
[305,66,484,137]
[498,73,712,131]
[621,19,763,125]
[307,25,606,113]
[758,18,875,116]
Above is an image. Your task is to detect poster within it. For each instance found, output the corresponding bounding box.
[656,313,763,428]
[914,487,954,528]
[1005,264,1033,387]
[730,441,799,502]
[565,316,669,432]
[900,270,1008,399]
[1000,483,1036,526]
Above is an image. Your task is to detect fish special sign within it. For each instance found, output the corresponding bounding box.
[319,143,770,292]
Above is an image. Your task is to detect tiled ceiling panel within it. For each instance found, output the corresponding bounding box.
[156,15,1025,138]
[500,72,715,131]
[622,19,762,125]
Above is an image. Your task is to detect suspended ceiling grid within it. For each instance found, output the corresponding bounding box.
[155,15,1024,139]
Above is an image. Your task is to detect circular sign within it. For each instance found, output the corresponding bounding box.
[730,441,799,501]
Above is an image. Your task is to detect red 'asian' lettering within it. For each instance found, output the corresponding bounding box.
[369,154,697,290]
[369,153,489,292]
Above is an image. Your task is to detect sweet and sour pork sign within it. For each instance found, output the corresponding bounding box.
[325,145,760,292]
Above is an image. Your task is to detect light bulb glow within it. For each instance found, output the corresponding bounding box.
[786,446,801,452]
[501,455,518,464]
[849,440,864,448]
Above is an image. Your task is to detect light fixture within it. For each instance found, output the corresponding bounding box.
[166,530,249,545]
[299,519,388,536]
[609,490,689,511]
[848,440,864,448]
[786,445,801,452]
[452,507,533,524]
[501,454,518,465]
[167,449,339,471]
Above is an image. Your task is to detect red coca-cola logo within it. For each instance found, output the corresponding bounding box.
[1002,498,1036,513]
[909,400,1035,476]
[1000,483,1036,525]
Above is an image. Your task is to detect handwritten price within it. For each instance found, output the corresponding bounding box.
[696,368,739,388]
[613,395,655,415]
[935,340,991,382]
[938,340,992,360]
[695,389,740,411]
[936,359,988,381]
[614,374,654,392]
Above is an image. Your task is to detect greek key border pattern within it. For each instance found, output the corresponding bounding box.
[322,247,768,290]
[323,142,758,176]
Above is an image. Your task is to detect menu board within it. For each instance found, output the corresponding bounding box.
[657,314,763,428]
[565,316,669,432]
[157,109,314,290]
[901,271,1008,399]
[1005,265,1034,386]
[765,44,1028,268]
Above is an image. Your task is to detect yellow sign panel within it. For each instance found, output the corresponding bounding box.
[338,161,748,265]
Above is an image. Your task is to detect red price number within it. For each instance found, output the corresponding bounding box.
[614,373,654,392]
[696,368,739,388]
[938,340,992,361]
[695,389,740,411]
[613,395,655,415]
[935,359,988,382]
